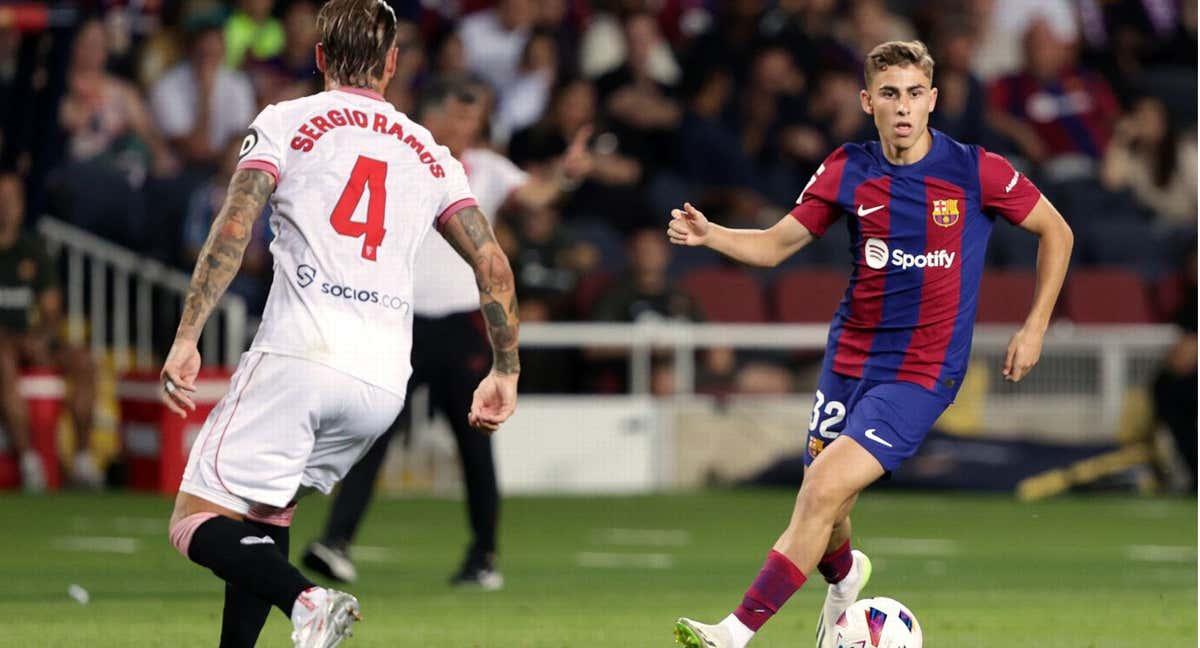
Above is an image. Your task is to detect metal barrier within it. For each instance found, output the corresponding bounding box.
[37,217,247,370]
[519,322,1178,441]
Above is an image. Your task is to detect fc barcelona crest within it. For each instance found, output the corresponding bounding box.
[931,198,960,227]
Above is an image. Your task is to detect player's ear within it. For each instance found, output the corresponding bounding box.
[859,88,873,115]
[928,86,938,113]
[315,42,326,74]
[382,46,398,86]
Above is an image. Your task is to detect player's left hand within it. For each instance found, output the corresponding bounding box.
[1002,326,1044,383]
[469,370,518,434]
[160,339,200,418]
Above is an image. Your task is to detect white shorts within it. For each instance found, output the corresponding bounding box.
[179,351,405,513]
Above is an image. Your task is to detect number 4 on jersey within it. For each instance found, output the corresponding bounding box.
[330,155,388,261]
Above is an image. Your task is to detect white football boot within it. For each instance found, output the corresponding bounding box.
[675,618,734,648]
[816,550,873,648]
[291,587,361,648]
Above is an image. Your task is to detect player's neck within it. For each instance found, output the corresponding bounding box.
[880,128,933,166]
[323,79,387,98]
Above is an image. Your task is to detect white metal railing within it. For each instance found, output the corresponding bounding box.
[38,217,246,370]
[519,321,1178,439]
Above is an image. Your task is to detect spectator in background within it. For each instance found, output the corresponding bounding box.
[492,28,559,147]
[590,228,733,394]
[0,26,30,171]
[837,0,917,58]
[672,64,764,221]
[458,0,536,92]
[510,205,598,316]
[757,0,858,87]
[0,172,99,492]
[51,19,174,252]
[430,29,467,78]
[181,138,272,315]
[969,0,1078,82]
[224,0,284,69]
[248,0,320,107]
[510,77,643,230]
[59,19,176,189]
[1100,96,1198,228]
[929,17,989,146]
[580,0,680,85]
[151,23,255,169]
[595,11,682,180]
[986,19,1120,179]
[383,20,425,116]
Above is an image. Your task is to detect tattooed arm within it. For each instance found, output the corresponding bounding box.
[441,206,520,374]
[440,206,520,431]
[160,169,273,416]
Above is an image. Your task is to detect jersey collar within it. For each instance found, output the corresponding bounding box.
[333,87,386,102]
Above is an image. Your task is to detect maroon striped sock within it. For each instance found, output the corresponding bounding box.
[818,539,853,584]
[733,550,807,631]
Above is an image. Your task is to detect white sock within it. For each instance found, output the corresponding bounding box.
[719,613,756,648]
[291,586,326,629]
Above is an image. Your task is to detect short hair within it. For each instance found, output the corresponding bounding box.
[416,75,481,118]
[317,0,398,88]
[864,40,934,87]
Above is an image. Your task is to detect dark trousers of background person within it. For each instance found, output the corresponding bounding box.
[319,312,499,565]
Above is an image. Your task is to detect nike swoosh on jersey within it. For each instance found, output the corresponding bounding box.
[240,535,276,546]
[857,204,885,217]
[863,428,894,448]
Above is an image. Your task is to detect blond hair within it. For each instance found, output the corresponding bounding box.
[864,40,935,87]
[316,0,397,88]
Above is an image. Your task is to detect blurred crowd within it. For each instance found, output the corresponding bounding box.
[0,0,1195,396]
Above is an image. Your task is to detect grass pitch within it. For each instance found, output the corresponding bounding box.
[0,490,1194,647]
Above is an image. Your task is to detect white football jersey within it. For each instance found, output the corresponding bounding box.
[412,147,528,318]
[236,87,477,396]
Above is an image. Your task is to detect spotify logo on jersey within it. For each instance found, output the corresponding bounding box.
[864,238,889,270]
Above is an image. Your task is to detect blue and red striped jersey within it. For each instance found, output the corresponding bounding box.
[789,129,1041,397]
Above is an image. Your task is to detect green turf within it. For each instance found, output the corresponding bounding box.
[0,491,1194,647]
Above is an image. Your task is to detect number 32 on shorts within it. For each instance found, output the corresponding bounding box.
[808,389,846,440]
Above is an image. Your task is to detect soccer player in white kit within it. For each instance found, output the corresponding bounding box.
[159,2,520,647]
[302,76,591,589]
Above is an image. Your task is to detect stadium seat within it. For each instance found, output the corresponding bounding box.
[976,270,1036,323]
[770,269,848,323]
[1152,272,1187,323]
[1061,268,1154,323]
[679,267,767,322]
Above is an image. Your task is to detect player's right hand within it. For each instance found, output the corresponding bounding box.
[668,202,710,246]
[160,340,200,418]
[469,370,518,434]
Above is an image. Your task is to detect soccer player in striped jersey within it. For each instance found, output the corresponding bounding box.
[669,41,1073,648]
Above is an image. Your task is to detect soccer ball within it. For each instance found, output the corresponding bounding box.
[832,597,923,648]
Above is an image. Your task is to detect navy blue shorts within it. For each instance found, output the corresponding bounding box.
[803,372,952,472]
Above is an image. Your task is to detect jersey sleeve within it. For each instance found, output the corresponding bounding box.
[433,153,480,231]
[235,104,286,183]
[978,148,1041,225]
[787,147,848,237]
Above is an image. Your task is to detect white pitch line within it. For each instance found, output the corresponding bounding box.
[576,552,674,569]
[591,528,692,547]
[1125,545,1195,563]
[864,537,961,556]
[52,536,140,554]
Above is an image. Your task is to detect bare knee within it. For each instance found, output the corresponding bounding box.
[795,477,847,524]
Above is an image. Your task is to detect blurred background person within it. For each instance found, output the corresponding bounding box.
[224,0,285,69]
[0,172,98,492]
[150,22,255,170]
